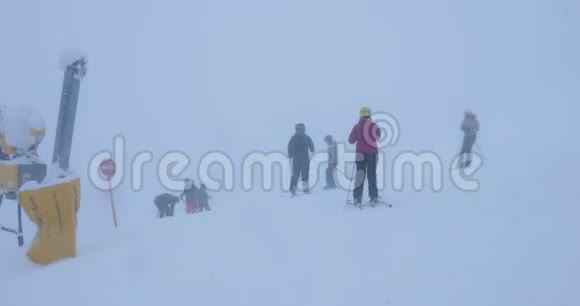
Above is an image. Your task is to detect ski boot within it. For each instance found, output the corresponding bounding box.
[459,160,471,169]
[302,181,310,193]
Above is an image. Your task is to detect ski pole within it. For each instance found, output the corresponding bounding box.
[288,158,293,192]
[475,143,487,160]
[336,168,354,181]
[344,162,356,205]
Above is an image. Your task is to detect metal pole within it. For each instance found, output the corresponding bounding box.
[52,58,86,172]
[344,162,356,206]
[108,179,118,228]
[475,143,487,160]
[17,202,23,246]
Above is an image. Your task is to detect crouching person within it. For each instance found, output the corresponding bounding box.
[154,193,180,218]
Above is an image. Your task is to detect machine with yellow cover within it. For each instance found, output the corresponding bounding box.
[0,57,86,265]
[19,176,81,265]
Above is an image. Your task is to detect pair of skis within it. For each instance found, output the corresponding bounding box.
[345,199,393,209]
[281,189,315,198]
[282,185,339,198]
[281,189,394,210]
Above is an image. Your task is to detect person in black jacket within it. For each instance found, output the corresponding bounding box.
[154,193,180,218]
[197,184,211,212]
[288,123,315,195]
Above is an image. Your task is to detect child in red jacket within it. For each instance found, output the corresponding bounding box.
[180,179,199,214]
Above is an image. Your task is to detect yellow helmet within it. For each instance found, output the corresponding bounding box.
[360,106,372,117]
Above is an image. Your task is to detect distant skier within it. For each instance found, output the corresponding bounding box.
[323,135,338,189]
[180,178,199,214]
[288,123,315,195]
[154,193,180,218]
[348,107,381,204]
[459,110,480,168]
[197,183,211,212]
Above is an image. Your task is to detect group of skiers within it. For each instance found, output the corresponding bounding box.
[287,106,480,204]
[153,106,480,213]
[287,106,382,204]
[154,178,211,218]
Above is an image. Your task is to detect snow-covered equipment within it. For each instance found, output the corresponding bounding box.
[0,54,86,266]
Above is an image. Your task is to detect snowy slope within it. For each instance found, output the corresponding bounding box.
[1,0,580,305]
[1,182,579,306]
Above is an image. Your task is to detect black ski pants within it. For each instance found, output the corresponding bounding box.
[155,201,176,218]
[353,153,378,201]
[326,163,337,187]
[198,200,211,212]
[460,135,476,154]
[460,135,477,164]
[290,157,310,192]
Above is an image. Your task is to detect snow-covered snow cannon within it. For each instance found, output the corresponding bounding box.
[0,105,47,247]
[0,56,86,265]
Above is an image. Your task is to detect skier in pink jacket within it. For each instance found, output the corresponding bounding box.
[348,107,381,204]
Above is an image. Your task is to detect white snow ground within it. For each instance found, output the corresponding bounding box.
[1,0,579,305]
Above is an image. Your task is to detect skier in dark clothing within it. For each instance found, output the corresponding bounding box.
[288,123,315,195]
[154,193,180,218]
[324,135,338,189]
[180,179,199,214]
[197,184,211,212]
[348,107,381,205]
[459,110,480,168]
